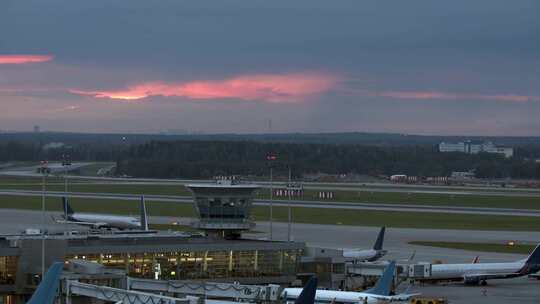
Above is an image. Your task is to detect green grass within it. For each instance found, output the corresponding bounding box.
[0,175,50,184]
[2,181,540,210]
[2,174,540,209]
[251,205,540,231]
[2,194,540,231]
[260,189,540,209]
[0,183,192,196]
[409,241,536,255]
[0,195,195,217]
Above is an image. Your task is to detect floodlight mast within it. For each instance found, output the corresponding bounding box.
[39,161,49,278]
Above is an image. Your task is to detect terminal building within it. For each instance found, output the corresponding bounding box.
[438,141,513,158]
[0,178,305,303]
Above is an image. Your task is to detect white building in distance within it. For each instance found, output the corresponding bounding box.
[439,141,513,158]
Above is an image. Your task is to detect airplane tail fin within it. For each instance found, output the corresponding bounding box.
[373,227,386,251]
[140,195,148,231]
[472,256,480,264]
[27,262,63,304]
[365,261,395,296]
[525,244,540,266]
[408,250,416,262]
[294,277,318,304]
[62,197,74,217]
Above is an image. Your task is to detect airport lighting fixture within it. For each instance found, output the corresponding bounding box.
[39,160,50,278]
[62,153,71,235]
[266,152,277,240]
[287,165,292,242]
[61,153,71,194]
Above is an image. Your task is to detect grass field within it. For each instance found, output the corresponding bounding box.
[0,183,192,196]
[2,195,540,231]
[409,241,536,255]
[1,179,540,210]
[261,190,540,210]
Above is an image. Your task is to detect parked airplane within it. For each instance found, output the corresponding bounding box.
[342,227,386,262]
[294,277,318,304]
[56,196,148,230]
[427,243,540,285]
[283,261,419,304]
[27,262,63,304]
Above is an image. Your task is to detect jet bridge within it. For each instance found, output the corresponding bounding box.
[127,277,282,302]
[65,280,199,304]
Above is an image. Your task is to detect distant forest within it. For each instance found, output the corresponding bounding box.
[1,132,540,179]
[115,141,540,179]
[3,131,540,146]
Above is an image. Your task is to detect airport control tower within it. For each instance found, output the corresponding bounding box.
[186,177,260,239]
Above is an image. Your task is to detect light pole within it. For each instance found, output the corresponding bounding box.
[62,153,71,235]
[287,165,292,242]
[63,156,69,194]
[269,166,273,240]
[39,160,49,278]
[266,153,276,241]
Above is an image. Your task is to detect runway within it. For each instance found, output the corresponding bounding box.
[3,166,540,198]
[2,189,540,217]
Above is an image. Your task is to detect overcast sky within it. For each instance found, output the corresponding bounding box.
[1,0,539,135]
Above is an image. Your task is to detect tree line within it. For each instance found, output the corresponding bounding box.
[1,140,540,179]
[115,141,540,179]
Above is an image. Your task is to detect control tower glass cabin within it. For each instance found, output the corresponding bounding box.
[186,178,260,239]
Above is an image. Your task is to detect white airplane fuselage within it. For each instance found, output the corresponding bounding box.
[283,288,411,304]
[66,213,141,229]
[343,249,386,262]
[429,261,526,282]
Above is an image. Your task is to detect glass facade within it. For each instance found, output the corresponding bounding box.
[196,197,250,220]
[191,187,256,223]
[65,248,301,281]
[0,256,17,285]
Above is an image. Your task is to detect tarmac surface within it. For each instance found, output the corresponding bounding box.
[0,208,539,303]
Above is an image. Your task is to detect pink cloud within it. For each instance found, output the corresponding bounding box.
[377,91,538,102]
[70,72,340,102]
[0,55,54,64]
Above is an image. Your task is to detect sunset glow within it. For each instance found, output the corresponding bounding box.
[378,91,538,102]
[0,55,54,64]
[70,72,340,102]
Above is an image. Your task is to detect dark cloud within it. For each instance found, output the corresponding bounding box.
[0,0,539,134]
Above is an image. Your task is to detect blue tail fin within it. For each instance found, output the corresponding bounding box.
[295,277,318,304]
[27,262,63,304]
[62,197,74,217]
[365,261,395,296]
[525,244,540,266]
[373,227,386,250]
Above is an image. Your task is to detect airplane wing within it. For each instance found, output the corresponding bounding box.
[27,262,63,304]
